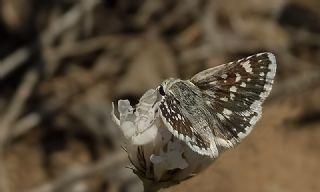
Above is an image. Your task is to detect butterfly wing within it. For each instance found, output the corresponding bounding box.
[159,86,219,158]
[191,52,276,147]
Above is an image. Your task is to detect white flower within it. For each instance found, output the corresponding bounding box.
[112,89,214,189]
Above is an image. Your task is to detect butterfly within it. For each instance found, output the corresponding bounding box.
[157,52,276,158]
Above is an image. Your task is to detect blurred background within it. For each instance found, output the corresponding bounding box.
[0,0,319,191]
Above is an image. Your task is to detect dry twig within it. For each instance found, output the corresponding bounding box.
[0,68,39,192]
[0,46,32,79]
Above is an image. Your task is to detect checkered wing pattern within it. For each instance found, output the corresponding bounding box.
[159,94,218,157]
[191,52,276,145]
[158,52,276,158]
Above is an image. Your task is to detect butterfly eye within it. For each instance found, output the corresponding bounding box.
[158,85,165,96]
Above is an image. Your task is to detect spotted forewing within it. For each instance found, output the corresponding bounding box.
[158,52,276,158]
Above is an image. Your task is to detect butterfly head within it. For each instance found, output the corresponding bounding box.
[157,78,177,97]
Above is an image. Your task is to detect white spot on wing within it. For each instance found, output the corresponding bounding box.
[215,138,233,148]
[240,82,246,87]
[217,113,224,120]
[250,115,258,125]
[242,111,251,117]
[230,86,237,92]
[178,133,185,140]
[266,52,277,80]
[250,100,262,112]
[237,132,247,139]
[235,73,241,82]
[220,97,228,102]
[230,93,235,100]
[223,108,232,115]
[241,61,253,74]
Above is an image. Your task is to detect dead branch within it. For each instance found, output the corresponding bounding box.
[40,0,101,76]
[0,68,39,192]
[41,0,100,46]
[10,113,41,139]
[0,69,39,146]
[0,46,32,79]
